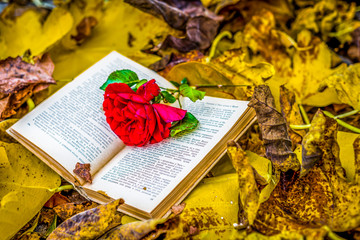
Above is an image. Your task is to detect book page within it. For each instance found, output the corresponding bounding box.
[9,51,174,176]
[86,96,248,213]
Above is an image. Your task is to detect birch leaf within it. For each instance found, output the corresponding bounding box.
[0,142,60,240]
[0,7,73,59]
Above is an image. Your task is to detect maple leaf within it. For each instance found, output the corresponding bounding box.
[0,53,56,120]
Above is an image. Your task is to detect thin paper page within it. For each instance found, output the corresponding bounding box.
[9,51,168,176]
[87,96,248,212]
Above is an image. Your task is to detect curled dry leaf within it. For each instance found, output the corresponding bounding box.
[279,85,305,146]
[125,0,221,52]
[48,199,124,240]
[227,141,259,226]
[97,217,179,240]
[73,162,92,183]
[71,16,98,45]
[248,85,299,172]
[0,54,56,120]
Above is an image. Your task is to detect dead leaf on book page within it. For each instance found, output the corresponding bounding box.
[73,162,92,183]
[48,199,124,239]
[0,54,56,120]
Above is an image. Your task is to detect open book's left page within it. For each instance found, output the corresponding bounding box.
[9,51,162,179]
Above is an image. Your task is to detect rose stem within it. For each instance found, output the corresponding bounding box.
[206,31,232,63]
[290,124,311,130]
[334,109,359,119]
[195,84,249,89]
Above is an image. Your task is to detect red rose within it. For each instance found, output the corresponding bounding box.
[103,80,187,146]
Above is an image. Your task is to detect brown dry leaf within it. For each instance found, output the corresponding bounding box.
[248,85,299,172]
[253,111,360,235]
[53,201,99,221]
[71,16,98,45]
[97,217,179,240]
[227,141,259,227]
[0,54,55,120]
[48,199,124,240]
[171,203,186,216]
[44,192,71,209]
[280,85,306,146]
[73,162,92,183]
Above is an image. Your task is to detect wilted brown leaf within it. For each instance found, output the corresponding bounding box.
[249,85,299,172]
[73,162,92,183]
[71,16,98,45]
[280,85,306,146]
[44,192,71,209]
[48,199,124,240]
[0,53,55,120]
[171,203,186,216]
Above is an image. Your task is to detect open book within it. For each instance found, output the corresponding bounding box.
[7,51,256,220]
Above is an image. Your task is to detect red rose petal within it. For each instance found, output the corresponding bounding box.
[152,104,187,123]
[136,79,160,102]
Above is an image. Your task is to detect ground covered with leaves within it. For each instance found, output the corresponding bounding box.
[1,0,360,239]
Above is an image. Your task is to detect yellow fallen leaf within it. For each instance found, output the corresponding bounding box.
[337,131,360,181]
[0,7,73,59]
[0,142,60,240]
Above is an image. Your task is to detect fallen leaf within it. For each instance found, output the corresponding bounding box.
[73,162,92,183]
[97,217,179,240]
[324,63,360,110]
[0,141,60,240]
[48,199,124,240]
[227,141,259,227]
[71,16,98,44]
[248,85,299,172]
[338,131,360,181]
[53,201,99,221]
[0,54,56,120]
[0,6,73,58]
[44,192,71,208]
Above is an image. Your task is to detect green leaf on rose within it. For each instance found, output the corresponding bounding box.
[161,91,176,103]
[100,69,140,90]
[170,112,199,137]
[181,77,188,85]
[170,81,180,88]
[179,84,206,102]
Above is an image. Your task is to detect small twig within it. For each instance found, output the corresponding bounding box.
[195,84,249,89]
[48,184,74,193]
[290,124,311,130]
[206,31,232,63]
[299,104,310,125]
[323,110,360,134]
[334,109,359,119]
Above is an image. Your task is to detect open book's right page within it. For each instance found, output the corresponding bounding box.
[86,96,248,213]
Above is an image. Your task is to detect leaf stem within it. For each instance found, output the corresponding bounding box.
[334,109,359,119]
[299,104,310,125]
[206,31,233,63]
[290,124,311,130]
[48,184,74,193]
[195,84,249,89]
[323,110,360,134]
[27,98,35,112]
